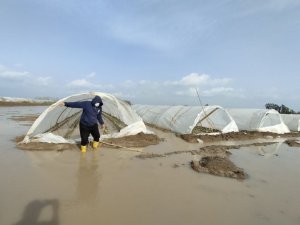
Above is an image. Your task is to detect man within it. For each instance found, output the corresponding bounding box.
[60,95,105,152]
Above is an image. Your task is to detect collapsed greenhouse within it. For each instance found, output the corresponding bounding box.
[22,92,152,144]
[226,109,290,134]
[281,114,300,132]
[132,105,239,134]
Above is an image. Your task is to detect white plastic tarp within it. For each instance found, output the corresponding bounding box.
[23,92,150,143]
[227,108,290,134]
[281,114,300,131]
[133,105,238,134]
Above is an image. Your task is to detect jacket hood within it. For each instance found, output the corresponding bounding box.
[91,96,103,107]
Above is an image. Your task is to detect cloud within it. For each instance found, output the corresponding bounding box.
[175,88,198,97]
[67,79,92,88]
[66,78,116,92]
[179,73,210,86]
[202,87,235,96]
[0,65,30,80]
[0,64,55,88]
[175,87,236,98]
[36,76,52,86]
[265,0,300,10]
[167,73,232,87]
[32,0,218,51]
[87,72,96,78]
[27,0,300,54]
[102,72,238,105]
[233,0,300,18]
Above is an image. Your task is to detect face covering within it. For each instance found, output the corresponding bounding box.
[94,102,100,107]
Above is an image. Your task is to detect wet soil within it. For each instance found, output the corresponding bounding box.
[191,157,246,180]
[104,132,162,148]
[12,113,299,180]
[136,142,278,180]
[136,142,277,159]
[284,139,300,147]
[15,132,161,151]
[17,142,78,151]
[0,101,53,106]
[10,115,39,122]
[179,131,300,143]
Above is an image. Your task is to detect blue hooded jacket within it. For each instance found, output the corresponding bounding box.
[64,96,104,126]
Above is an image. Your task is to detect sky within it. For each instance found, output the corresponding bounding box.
[0,0,300,110]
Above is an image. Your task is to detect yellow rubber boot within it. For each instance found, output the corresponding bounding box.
[92,141,99,149]
[80,145,87,153]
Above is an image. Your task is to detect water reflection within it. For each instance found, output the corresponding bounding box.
[13,199,59,225]
[76,151,101,204]
[256,142,283,158]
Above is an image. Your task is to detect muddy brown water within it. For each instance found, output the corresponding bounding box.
[1,106,300,225]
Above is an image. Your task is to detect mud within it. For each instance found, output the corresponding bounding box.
[191,157,246,180]
[17,142,78,151]
[104,132,161,148]
[179,131,300,143]
[0,101,53,106]
[137,142,279,179]
[10,115,39,122]
[15,132,161,151]
[15,135,25,143]
[136,142,277,159]
[284,139,300,147]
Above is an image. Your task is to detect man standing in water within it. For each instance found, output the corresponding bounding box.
[60,96,105,153]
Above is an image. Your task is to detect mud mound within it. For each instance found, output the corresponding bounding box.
[16,132,160,151]
[197,145,234,157]
[15,135,25,143]
[17,142,78,151]
[191,157,246,180]
[285,139,300,147]
[180,131,300,143]
[136,153,165,159]
[136,142,278,159]
[104,132,161,148]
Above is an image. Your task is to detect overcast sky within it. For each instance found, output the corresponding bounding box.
[0,0,299,109]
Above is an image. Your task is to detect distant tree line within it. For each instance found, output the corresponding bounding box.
[265,103,299,114]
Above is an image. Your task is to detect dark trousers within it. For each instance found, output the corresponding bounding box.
[79,122,100,146]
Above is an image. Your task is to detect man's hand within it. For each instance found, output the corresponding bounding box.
[58,102,65,107]
[101,124,106,129]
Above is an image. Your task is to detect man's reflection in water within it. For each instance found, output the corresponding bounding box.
[77,151,101,204]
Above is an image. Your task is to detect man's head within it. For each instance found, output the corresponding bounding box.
[91,95,103,107]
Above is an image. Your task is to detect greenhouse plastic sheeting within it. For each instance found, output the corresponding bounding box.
[227,109,290,134]
[281,114,300,131]
[133,105,238,134]
[23,92,148,143]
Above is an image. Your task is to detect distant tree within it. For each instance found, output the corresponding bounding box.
[265,103,296,114]
[265,103,280,112]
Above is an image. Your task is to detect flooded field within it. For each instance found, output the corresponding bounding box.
[1,106,300,225]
